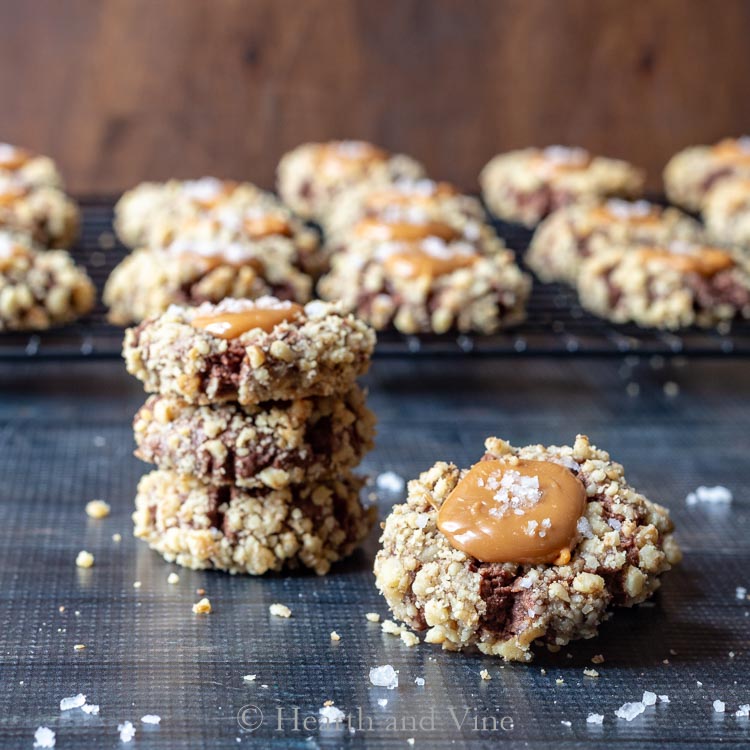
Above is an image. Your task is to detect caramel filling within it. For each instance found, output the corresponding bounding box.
[175,251,263,272]
[192,302,304,339]
[354,217,460,243]
[383,247,478,279]
[0,184,28,206]
[437,459,586,564]
[635,244,735,276]
[363,182,458,211]
[591,201,660,226]
[712,138,750,166]
[185,180,238,209]
[316,141,388,178]
[243,214,293,239]
[0,145,31,170]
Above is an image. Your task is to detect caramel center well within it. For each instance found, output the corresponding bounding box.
[354,217,460,243]
[191,303,304,339]
[383,247,478,280]
[635,245,735,277]
[437,459,586,564]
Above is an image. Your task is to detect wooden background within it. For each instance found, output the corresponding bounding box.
[1,0,749,194]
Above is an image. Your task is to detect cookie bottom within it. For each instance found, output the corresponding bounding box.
[133,469,375,575]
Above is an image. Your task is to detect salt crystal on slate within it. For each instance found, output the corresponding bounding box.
[586,713,604,725]
[141,715,161,724]
[319,705,346,724]
[642,691,657,706]
[369,665,398,689]
[60,693,86,711]
[685,486,732,506]
[118,721,136,742]
[33,727,55,748]
[615,702,645,721]
[376,472,405,494]
[713,700,726,713]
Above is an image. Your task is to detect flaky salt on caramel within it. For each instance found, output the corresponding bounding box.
[0,144,31,171]
[363,182,458,211]
[383,246,477,280]
[192,301,304,339]
[437,459,586,564]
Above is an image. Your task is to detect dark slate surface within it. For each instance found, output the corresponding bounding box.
[0,357,749,749]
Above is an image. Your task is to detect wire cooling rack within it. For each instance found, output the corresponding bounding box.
[1,198,749,360]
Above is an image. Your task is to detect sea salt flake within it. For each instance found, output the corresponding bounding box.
[369,665,398,689]
[713,700,726,713]
[577,516,594,538]
[415,513,429,529]
[82,703,100,715]
[60,693,86,711]
[561,720,571,727]
[586,713,604,725]
[736,587,747,600]
[642,691,657,706]
[377,699,388,707]
[736,704,750,718]
[615,702,646,721]
[658,695,670,703]
[118,721,136,742]
[686,485,732,506]
[376,471,405,494]
[243,674,256,682]
[33,727,55,748]
[141,715,161,724]
[414,677,425,686]
[319,705,346,724]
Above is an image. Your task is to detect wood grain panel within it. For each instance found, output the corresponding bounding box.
[1,0,749,193]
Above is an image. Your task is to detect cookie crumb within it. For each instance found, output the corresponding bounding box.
[85,500,111,519]
[269,603,291,618]
[112,533,122,543]
[400,631,420,648]
[365,612,381,623]
[591,654,605,664]
[58,606,65,613]
[33,727,55,748]
[555,678,565,686]
[480,669,491,681]
[167,573,180,584]
[196,588,206,595]
[75,551,94,569]
[330,631,341,642]
[663,381,679,398]
[583,668,599,678]
[133,581,142,589]
[73,644,86,651]
[192,598,212,614]
[381,619,402,635]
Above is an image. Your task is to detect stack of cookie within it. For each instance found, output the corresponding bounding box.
[105,178,321,325]
[125,295,378,575]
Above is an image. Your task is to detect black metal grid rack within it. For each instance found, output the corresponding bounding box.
[3,198,749,359]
